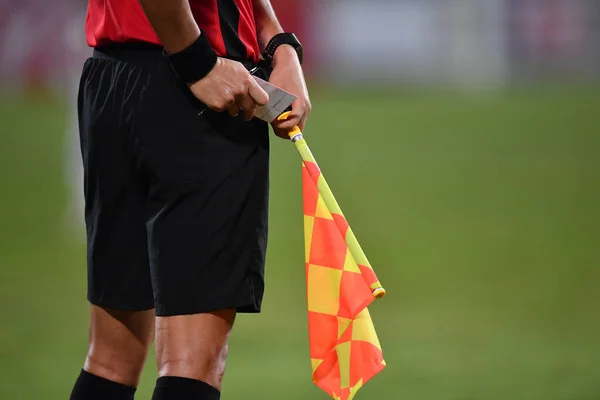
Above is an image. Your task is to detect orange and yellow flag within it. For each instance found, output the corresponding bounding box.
[302,160,386,400]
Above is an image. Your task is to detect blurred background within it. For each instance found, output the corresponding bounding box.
[1,0,599,399]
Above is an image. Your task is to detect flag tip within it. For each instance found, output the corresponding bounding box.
[373,287,386,299]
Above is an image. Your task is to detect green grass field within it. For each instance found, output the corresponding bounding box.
[1,85,599,400]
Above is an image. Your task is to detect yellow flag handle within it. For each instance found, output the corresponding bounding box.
[277,112,386,299]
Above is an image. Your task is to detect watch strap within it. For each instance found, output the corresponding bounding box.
[263,33,303,65]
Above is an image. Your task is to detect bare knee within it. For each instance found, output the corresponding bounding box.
[85,306,155,387]
[155,309,236,390]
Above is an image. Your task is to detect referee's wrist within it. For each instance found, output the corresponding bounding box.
[163,33,218,84]
[272,44,299,68]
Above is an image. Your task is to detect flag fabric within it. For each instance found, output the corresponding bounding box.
[302,159,386,400]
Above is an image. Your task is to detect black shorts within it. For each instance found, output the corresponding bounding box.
[77,43,270,316]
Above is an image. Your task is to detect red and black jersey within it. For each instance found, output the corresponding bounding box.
[85,0,260,62]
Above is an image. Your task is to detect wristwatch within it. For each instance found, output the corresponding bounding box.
[263,33,303,65]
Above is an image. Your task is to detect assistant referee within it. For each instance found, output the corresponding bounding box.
[68,1,310,399]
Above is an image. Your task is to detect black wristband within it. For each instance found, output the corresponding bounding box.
[163,33,218,84]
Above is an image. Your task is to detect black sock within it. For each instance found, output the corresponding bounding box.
[70,369,136,400]
[152,376,220,400]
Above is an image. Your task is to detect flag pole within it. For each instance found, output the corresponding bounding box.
[278,112,386,299]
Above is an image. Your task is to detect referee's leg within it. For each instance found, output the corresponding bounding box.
[152,310,236,398]
[70,307,154,399]
[70,53,157,400]
[138,73,270,399]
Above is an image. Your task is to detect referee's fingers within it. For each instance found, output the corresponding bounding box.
[274,113,301,132]
[247,78,269,106]
[298,112,309,132]
[242,107,255,121]
[228,103,240,118]
[273,99,304,131]
[238,94,257,120]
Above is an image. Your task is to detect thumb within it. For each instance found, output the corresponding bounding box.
[248,79,269,106]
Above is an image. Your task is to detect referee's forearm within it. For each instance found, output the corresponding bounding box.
[139,0,201,53]
[252,0,284,52]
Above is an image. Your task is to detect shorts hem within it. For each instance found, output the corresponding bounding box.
[154,293,261,317]
[88,295,155,312]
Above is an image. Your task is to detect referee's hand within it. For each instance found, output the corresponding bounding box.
[268,46,311,139]
[189,58,269,120]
